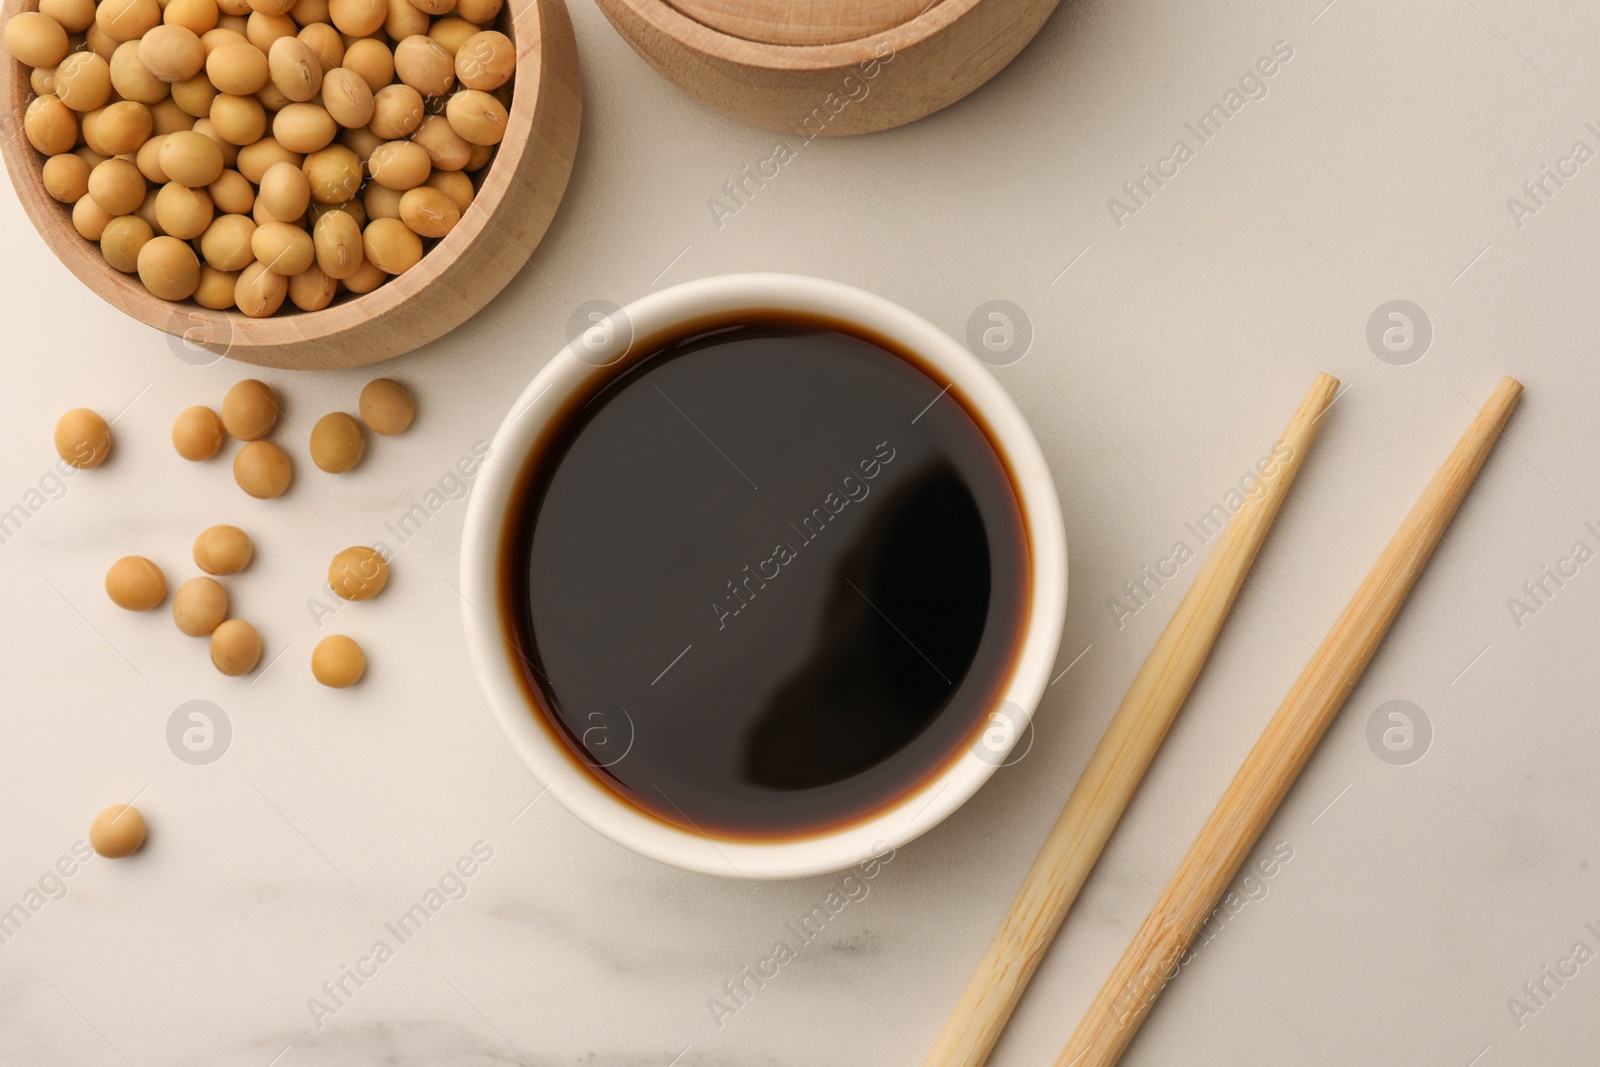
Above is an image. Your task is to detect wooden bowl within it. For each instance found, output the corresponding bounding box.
[594,0,1058,136]
[0,0,581,369]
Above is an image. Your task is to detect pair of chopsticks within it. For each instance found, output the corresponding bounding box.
[929,375,1523,1067]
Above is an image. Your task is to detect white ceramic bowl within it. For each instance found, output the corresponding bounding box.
[460,274,1066,878]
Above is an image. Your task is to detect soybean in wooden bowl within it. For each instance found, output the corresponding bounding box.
[0,0,581,369]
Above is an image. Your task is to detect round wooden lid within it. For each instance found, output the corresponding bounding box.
[667,0,936,45]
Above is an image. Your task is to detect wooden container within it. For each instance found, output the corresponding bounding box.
[594,0,1058,136]
[1,0,581,369]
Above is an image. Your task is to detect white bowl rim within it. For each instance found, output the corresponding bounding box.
[459,273,1067,879]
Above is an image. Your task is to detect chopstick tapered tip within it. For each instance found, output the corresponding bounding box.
[1482,377,1524,429]
[1300,373,1341,427]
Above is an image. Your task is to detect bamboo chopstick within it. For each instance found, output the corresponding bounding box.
[1053,377,1524,1067]
[927,373,1341,1067]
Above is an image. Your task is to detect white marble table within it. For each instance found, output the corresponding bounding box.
[4,0,1599,1063]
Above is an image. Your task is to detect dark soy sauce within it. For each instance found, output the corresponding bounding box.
[502,318,1030,838]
